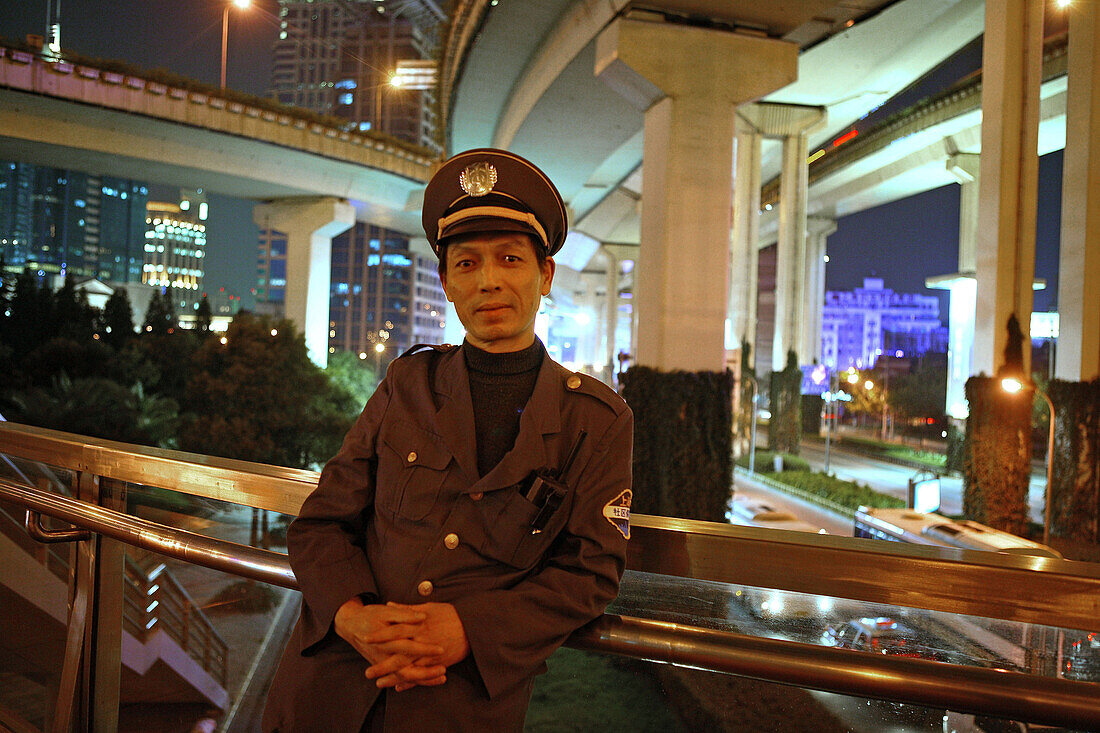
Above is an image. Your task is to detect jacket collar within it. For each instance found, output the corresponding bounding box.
[432,341,565,492]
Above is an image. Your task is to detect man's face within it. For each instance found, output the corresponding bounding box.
[440,232,555,353]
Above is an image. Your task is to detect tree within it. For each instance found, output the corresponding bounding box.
[142,289,176,335]
[54,275,96,341]
[8,373,178,447]
[179,313,351,469]
[889,354,947,423]
[768,350,803,454]
[195,294,213,333]
[102,287,135,349]
[325,350,379,414]
[6,270,54,356]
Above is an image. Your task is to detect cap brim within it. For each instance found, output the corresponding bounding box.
[437,217,543,250]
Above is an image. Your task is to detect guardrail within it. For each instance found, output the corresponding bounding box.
[2,422,1100,730]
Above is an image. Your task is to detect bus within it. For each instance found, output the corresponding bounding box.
[853,507,1062,558]
[727,496,838,623]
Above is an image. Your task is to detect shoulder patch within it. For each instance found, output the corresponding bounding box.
[399,343,456,359]
[603,489,631,540]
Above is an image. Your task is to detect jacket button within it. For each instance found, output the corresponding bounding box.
[567,375,582,389]
[407,451,417,462]
[470,492,483,501]
[417,580,433,596]
[444,533,460,550]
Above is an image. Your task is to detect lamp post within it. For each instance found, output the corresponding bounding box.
[744,374,758,475]
[824,371,838,473]
[221,0,251,91]
[1001,376,1056,545]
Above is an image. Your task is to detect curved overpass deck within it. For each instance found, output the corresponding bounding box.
[0,46,436,232]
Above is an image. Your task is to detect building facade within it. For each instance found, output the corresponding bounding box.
[0,161,148,285]
[271,0,440,151]
[821,278,948,370]
[143,190,208,315]
[261,0,446,363]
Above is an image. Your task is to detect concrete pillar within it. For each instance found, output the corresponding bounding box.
[729,116,763,367]
[595,19,797,371]
[930,153,980,418]
[802,217,837,364]
[973,0,1043,377]
[602,247,619,371]
[1057,2,1100,381]
[739,104,827,370]
[253,197,355,367]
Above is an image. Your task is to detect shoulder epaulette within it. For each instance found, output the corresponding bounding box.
[399,343,457,359]
[559,367,628,415]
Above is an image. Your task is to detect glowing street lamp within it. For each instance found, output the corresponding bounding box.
[221,0,251,90]
[1001,376,1056,545]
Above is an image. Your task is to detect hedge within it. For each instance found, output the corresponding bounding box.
[762,470,905,512]
[964,376,1031,535]
[621,366,733,522]
[1047,378,1100,544]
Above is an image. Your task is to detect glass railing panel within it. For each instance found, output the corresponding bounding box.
[0,461,76,733]
[115,482,295,733]
[611,570,1100,688]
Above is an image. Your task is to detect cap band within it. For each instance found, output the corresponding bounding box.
[436,206,550,251]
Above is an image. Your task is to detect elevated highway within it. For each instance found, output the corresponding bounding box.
[0,46,433,234]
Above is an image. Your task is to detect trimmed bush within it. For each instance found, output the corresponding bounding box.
[964,376,1031,535]
[621,366,733,522]
[735,450,810,473]
[766,470,905,511]
[1047,378,1100,544]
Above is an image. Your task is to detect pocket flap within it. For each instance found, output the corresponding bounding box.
[381,421,451,470]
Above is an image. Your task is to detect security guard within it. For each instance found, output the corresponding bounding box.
[263,149,634,732]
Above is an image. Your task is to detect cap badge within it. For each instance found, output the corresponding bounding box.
[459,162,497,197]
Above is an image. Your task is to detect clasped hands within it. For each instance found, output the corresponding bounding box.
[334,597,470,692]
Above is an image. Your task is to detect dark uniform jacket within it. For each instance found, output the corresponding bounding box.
[263,344,633,732]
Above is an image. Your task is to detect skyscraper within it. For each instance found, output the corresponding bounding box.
[272,0,441,151]
[143,190,208,314]
[0,161,148,285]
[259,0,447,362]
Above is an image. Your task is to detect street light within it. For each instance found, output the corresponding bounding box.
[744,375,759,475]
[1001,376,1056,545]
[221,0,251,91]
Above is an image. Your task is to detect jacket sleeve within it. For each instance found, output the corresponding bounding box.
[449,406,633,699]
[286,374,393,655]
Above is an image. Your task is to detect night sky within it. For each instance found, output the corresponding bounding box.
[0,2,1065,318]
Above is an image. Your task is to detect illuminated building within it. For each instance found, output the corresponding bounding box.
[143,190,208,313]
[261,0,446,360]
[0,161,148,285]
[257,223,446,360]
[271,0,440,151]
[822,278,947,370]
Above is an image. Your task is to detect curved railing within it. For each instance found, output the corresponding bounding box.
[2,421,1099,730]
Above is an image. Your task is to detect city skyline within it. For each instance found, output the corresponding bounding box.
[0,1,1065,320]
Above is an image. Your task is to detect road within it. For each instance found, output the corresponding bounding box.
[797,439,1047,524]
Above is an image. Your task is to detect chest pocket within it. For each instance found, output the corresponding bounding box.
[478,485,573,570]
[378,423,452,521]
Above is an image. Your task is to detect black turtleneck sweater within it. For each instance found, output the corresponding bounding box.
[463,339,545,477]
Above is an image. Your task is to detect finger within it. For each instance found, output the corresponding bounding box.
[409,674,447,687]
[375,665,447,688]
[364,654,412,680]
[360,623,426,644]
[371,639,444,657]
[377,604,428,622]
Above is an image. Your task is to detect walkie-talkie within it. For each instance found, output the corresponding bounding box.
[523,431,587,534]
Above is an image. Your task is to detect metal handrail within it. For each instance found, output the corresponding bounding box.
[2,422,1100,630]
[2,476,1100,729]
